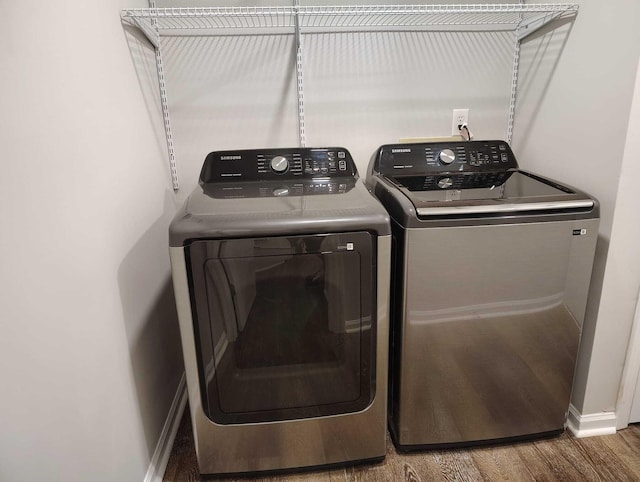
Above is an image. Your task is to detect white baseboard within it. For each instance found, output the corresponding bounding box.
[144,373,188,482]
[566,404,617,438]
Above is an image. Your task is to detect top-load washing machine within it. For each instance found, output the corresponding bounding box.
[169,147,391,475]
[366,140,599,450]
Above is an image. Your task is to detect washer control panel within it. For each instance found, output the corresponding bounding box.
[201,147,356,183]
[375,140,518,176]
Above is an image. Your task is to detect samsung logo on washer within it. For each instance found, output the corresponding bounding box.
[220,155,242,161]
[392,148,411,153]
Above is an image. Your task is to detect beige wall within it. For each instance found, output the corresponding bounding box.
[0,1,184,480]
[512,0,640,416]
[603,43,640,425]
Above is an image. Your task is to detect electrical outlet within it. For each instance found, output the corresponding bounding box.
[451,109,469,136]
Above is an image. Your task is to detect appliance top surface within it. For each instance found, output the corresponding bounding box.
[185,177,378,217]
[169,147,390,245]
[371,140,595,218]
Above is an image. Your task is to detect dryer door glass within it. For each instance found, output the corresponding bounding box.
[187,232,375,424]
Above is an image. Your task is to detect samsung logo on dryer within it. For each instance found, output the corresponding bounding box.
[220,155,242,161]
[391,148,411,153]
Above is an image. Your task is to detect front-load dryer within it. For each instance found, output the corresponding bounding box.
[366,140,599,450]
[169,147,391,476]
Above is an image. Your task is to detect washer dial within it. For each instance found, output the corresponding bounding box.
[438,149,456,165]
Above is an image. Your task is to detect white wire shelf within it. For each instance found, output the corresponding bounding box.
[122,4,578,43]
[122,3,579,190]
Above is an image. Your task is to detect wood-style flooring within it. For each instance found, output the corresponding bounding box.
[163,407,640,481]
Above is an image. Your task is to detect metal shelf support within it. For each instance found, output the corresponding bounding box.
[506,1,524,144]
[517,11,565,41]
[294,0,307,148]
[149,1,179,190]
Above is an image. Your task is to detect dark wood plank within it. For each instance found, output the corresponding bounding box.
[568,431,640,481]
[531,434,601,481]
[469,443,538,481]
[603,425,640,474]
[163,411,640,482]
[429,449,484,481]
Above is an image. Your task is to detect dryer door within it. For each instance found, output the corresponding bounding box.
[187,232,376,424]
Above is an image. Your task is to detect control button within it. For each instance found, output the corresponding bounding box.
[501,153,508,162]
[270,156,289,174]
[437,177,453,189]
[272,187,290,197]
[338,151,346,159]
[438,149,456,165]
[338,160,347,170]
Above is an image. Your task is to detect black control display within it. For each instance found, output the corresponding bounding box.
[200,147,357,183]
[375,140,518,177]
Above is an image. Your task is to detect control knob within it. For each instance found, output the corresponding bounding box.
[270,155,289,174]
[438,149,456,165]
[272,186,290,197]
[437,177,453,189]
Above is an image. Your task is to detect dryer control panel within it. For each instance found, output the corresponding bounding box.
[375,140,518,177]
[200,147,357,184]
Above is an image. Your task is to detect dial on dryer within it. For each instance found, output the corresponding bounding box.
[270,155,289,173]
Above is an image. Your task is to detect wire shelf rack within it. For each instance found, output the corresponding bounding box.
[122,4,578,33]
[121,4,578,190]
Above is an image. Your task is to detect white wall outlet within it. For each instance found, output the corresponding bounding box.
[451,108,469,136]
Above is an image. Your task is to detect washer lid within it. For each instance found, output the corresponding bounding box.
[388,170,594,217]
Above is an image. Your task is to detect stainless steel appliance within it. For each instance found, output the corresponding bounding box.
[169,147,391,475]
[366,140,599,449]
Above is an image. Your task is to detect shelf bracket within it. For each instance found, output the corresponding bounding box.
[126,16,159,48]
[516,11,564,41]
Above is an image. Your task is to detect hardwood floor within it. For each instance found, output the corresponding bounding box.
[163,408,640,481]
